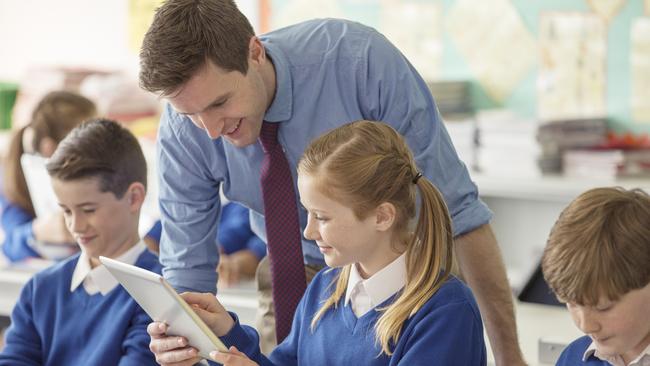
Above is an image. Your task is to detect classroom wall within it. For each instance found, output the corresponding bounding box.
[269,0,650,133]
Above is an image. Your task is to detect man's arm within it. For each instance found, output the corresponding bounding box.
[455,223,526,366]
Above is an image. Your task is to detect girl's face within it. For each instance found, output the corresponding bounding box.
[297,173,400,278]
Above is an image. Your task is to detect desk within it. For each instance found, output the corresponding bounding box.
[485,301,582,365]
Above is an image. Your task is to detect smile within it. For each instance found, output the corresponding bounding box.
[224,119,242,135]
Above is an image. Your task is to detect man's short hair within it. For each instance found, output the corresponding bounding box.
[46,119,147,198]
[542,187,650,305]
[139,0,255,96]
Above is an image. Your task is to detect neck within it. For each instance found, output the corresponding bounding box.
[622,332,650,365]
[88,234,140,269]
[260,56,277,110]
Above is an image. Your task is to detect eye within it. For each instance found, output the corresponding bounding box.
[210,99,227,109]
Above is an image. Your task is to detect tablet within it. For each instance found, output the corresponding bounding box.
[99,256,228,358]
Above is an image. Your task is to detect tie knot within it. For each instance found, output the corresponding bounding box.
[259,121,279,153]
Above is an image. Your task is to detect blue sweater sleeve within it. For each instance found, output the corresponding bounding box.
[218,203,266,259]
[0,279,42,365]
[118,306,159,366]
[1,200,40,262]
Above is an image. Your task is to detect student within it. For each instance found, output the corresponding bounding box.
[140,1,521,362]
[148,121,487,366]
[542,187,650,366]
[0,119,160,365]
[1,91,96,261]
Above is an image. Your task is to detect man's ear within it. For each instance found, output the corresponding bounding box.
[248,36,266,65]
[375,202,396,232]
[125,182,146,212]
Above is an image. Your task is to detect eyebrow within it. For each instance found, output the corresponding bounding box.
[177,93,232,116]
[58,202,97,209]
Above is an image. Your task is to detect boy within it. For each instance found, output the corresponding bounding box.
[542,187,650,366]
[0,119,159,365]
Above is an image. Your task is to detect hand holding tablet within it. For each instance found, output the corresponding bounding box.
[99,256,231,359]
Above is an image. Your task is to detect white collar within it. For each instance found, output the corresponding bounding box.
[344,253,407,311]
[584,341,650,366]
[70,241,147,295]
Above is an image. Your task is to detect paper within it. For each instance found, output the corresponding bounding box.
[631,18,650,122]
[538,13,607,120]
[446,0,536,102]
[379,0,442,81]
[587,0,625,22]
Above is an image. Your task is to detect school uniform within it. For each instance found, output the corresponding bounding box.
[220,254,487,365]
[0,193,41,261]
[557,335,650,366]
[0,242,160,366]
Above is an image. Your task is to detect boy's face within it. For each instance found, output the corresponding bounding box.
[51,177,141,264]
[566,283,650,362]
[167,39,271,148]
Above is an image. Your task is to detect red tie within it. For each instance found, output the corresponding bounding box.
[259,121,307,343]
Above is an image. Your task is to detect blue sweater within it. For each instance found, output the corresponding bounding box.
[0,193,40,261]
[220,268,487,366]
[556,336,611,365]
[0,249,162,366]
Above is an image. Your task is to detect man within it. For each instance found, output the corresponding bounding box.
[139,1,525,364]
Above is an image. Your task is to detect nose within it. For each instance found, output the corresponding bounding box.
[69,214,87,234]
[303,216,320,241]
[575,308,601,334]
[193,113,225,140]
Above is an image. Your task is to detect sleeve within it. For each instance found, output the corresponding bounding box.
[245,236,267,260]
[157,104,223,293]
[357,32,492,236]
[0,280,43,366]
[218,203,266,259]
[396,301,486,365]
[117,306,159,366]
[144,220,162,244]
[1,201,40,262]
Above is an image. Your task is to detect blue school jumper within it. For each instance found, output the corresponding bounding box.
[0,250,161,365]
[221,268,487,365]
[556,336,611,365]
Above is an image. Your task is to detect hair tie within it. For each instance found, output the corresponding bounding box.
[412,172,423,184]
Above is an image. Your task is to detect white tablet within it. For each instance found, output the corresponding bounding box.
[99,256,228,358]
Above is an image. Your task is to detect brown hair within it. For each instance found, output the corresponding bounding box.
[299,120,454,356]
[46,119,147,198]
[139,0,255,95]
[2,91,96,216]
[542,187,650,306]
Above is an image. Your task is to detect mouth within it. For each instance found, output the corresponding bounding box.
[76,236,97,245]
[592,335,613,343]
[224,119,242,136]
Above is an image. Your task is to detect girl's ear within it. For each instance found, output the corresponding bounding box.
[375,202,396,232]
[126,182,146,212]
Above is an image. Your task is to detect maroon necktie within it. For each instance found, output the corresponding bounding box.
[259,121,307,343]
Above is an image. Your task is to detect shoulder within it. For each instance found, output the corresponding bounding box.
[26,254,80,291]
[556,336,600,365]
[302,267,341,302]
[425,276,481,314]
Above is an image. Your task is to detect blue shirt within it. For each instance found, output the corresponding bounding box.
[157,18,492,293]
[220,269,487,365]
[556,336,613,365]
[0,250,161,366]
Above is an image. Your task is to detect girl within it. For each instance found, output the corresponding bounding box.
[1,91,96,261]
[148,120,487,365]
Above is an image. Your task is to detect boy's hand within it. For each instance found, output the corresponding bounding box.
[211,346,258,366]
[147,322,201,366]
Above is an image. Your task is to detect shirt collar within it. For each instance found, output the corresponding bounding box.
[345,253,407,308]
[70,241,147,295]
[261,42,293,123]
[584,341,650,366]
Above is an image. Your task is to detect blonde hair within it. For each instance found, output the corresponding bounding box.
[298,120,453,356]
[542,187,650,306]
[2,91,96,216]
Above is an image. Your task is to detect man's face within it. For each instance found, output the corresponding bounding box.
[167,60,269,147]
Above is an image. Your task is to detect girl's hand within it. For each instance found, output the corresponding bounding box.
[147,321,201,366]
[179,292,235,336]
[211,346,258,366]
